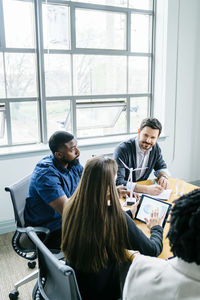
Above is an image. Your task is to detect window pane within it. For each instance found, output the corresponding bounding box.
[130,97,149,132]
[131,14,152,53]
[73,0,128,7]
[5,53,37,98]
[10,102,39,144]
[76,9,126,50]
[0,105,7,145]
[3,0,35,48]
[0,54,6,98]
[128,57,150,93]
[42,4,70,50]
[46,100,72,138]
[76,99,127,138]
[74,55,126,95]
[129,0,153,10]
[44,54,71,97]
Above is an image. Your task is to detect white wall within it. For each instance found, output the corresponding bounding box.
[0,145,114,233]
[0,0,200,234]
[159,0,200,181]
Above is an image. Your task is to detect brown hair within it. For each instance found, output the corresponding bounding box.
[140,118,162,135]
[61,156,130,273]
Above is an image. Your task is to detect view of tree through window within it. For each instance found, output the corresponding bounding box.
[0,0,154,146]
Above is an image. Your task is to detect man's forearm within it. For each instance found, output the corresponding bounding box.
[134,183,164,196]
[134,184,149,194]
[49,195,68,215]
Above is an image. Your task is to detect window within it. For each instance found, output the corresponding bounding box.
[0,0,154,147]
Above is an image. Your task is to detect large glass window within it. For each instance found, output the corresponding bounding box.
[42,4,70,50]
[44,54,71,97]
[0,0,154,146]
[73,55,127,95]
[76,99,127,137]
[3,0,35,48]
[75,9,126,50]
[5,53,37,98]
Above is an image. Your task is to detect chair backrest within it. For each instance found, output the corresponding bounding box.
[27,228,82,300]
[5,174,31,227]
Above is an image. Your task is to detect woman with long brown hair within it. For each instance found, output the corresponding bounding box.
[62,156,163,300]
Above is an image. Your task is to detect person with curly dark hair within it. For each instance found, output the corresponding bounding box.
[123,189,200,300]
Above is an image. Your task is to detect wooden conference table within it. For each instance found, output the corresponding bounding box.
[123,178,199,259]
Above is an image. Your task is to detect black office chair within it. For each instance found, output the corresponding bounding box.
[5,174,50,300]
[26,227,82,300]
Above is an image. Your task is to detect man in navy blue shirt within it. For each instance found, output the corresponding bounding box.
[24,131,83,249]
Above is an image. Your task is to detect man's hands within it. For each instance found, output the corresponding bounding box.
[144,185,164,196]
[157,176,169,189]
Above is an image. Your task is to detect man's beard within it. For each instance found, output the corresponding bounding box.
[68,158,79,167]
[140,142,152,150]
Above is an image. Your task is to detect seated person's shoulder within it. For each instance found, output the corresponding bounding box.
[115,138,135,154]
[124,255,171,299]
[34,155,54,171]
[31,169,60,190]
[32,157,61,183]
[154,141,162,151]
[130,254,167,276]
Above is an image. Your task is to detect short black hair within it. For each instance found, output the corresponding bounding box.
[49,131,74,154]
[140,118,162,135]
[167,189,200,265]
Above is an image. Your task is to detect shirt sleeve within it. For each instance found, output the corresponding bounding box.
[125,212,163,256]
[154,168,170,178]
[36,171,66,204]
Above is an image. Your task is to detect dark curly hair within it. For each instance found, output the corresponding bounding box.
[167,189,200,265]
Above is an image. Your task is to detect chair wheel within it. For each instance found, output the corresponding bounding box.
[9,290,19,300]
[28,261,36,269]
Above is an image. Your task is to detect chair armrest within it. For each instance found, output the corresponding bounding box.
[18,226,50,236]
[12,226,50,261]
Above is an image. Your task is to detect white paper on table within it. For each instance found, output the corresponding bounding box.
[138,189,172,200]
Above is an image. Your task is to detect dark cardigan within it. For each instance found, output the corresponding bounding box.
[113,137,167,186]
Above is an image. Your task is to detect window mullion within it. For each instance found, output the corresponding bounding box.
[0,0,6,48]
[5,101,12,145]
[150,0,156,117]
[70,5,76,136]
[35,0,48,143]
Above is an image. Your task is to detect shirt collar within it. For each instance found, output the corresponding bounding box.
[170,257,200,281]
[52,155,69,173]
[135,136,152,155]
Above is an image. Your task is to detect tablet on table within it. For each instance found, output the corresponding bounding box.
[135,194,172,228]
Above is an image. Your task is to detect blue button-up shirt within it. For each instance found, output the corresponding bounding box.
[24,155,83,232]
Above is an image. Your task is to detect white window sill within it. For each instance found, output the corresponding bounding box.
[0,134,167,160]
